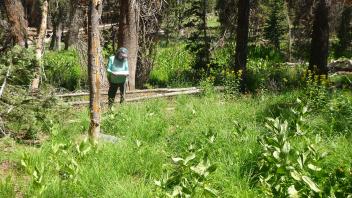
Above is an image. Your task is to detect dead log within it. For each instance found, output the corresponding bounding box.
[68,89,202,105]
[0,64,11,98]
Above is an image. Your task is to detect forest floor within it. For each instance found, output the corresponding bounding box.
[0,88,351,197]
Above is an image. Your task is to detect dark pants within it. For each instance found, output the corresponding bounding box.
[108,81,126,107]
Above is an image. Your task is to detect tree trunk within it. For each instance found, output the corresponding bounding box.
[88,0,103,141]
[118,0,139,90]
[50,21,63,51]
[285,0,293,62]
[31,0,48,92]
[309,0,329,75]
[65,0,82,50]
[234,0,250,92]
[203,0,210,66]
[4,0,28,47]
[336,5,352,57]
[50,4,65,51]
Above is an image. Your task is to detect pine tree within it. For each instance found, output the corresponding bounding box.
[184,0,210,77]
[264,0,285,50]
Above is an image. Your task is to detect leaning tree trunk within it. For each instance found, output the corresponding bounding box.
[234,0,250,92]
[309,0,329,76]
[118,0,139,90]
[65,0,82,50]
[31,0,48,92]
[88,0,103,141]
[4,0,28,47]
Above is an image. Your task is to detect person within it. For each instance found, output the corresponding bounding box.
[107,47,129,108]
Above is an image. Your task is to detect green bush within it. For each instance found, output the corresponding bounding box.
[150,43,194,87]
[43,50,86,91]
[0,46,36,86]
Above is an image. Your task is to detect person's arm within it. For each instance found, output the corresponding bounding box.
[124,61,129,76]
[107,57,113,73]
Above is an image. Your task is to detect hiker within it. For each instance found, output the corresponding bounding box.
[107,47,129,108]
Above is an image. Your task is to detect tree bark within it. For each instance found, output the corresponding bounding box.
[336,5,352,57]
[118,0,139,90]
[65,0,82,50]
[50,21,63,51]
[285,0,293,62]
[50,4,65,51]
[234,0,250,92]
[88,0,103,141]
[4,0,28,47]
[31,0,48,92]
[309,0,330,75]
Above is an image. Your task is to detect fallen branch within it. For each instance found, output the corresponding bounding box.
[56,87,198,98]
[68,89,202,105]
[0,117,7,137]
[0,64,11,98]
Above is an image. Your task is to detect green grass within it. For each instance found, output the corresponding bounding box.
[149,43,194,87]
[0,89,351,197]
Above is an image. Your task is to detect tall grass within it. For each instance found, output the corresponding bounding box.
[1,89,351,197]
[149,43,194,87]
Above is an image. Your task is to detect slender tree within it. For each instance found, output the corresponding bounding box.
[118,0,139,90]
[335,5,352,58]
[31,0,49,92]
[136,0,163,88]
[234,0,250,92]
[284,0,293,61]
[264,0,285,50]
[309,0,330,75]
[4,0,28,47]
[183,0,210,78]
[65,0,83,50]
[88,0,103,141]
[50,0,67,51]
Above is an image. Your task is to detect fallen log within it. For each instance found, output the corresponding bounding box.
[68,89,202,106]
[55,87,198,98]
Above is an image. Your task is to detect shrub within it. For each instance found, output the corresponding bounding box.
[0,46,36,86]
[150,43,194,87]
[43,50,86,91]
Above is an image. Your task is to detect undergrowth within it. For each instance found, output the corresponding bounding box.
[0,87,351,197]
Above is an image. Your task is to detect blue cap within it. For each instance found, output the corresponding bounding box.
[118,47,128,54]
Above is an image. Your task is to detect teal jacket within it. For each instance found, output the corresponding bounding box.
[107,56,129,84]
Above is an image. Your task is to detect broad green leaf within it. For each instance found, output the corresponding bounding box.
[136,140,142,148]
[282,142,291,154]
[290,170,301,181]
[191,163,207,176]
[204,185,219,197]
[207,164,217,173]
[172,157,184,163]
[288,185,299,198]
[277,166,285,174]
[273,151,280,160]
[171,185,182,197]
[20,159,27,168]
[308,164,321,171]
[302,176,321,192]
[184,153,196,165]
[154,180,161,187]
